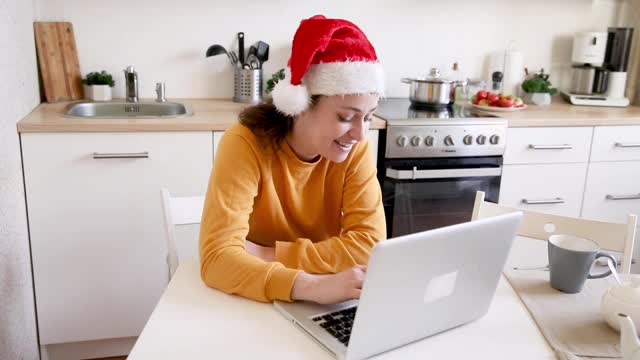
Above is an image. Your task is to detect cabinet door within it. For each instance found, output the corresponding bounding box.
[582,161,640,223]
[591,126,640,162]
[499,163,587,217]
[503,127,592,165]
[21,132,212,345]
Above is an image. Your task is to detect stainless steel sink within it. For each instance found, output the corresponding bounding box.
[64,101,193,118]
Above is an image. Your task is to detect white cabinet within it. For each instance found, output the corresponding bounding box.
[367,130,379,163]
[582,161,640,222]
[503,127,592,164]
[21,132,212,346]
[499,163,587,217]
[590,125,640,162]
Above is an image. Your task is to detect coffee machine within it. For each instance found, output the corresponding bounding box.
[563,27,634,107]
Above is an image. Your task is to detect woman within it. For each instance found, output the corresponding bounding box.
[199,15,386,304]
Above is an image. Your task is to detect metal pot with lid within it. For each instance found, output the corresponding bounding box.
[402,68,467,107]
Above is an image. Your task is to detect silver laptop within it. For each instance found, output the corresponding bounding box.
[274,212,522,360]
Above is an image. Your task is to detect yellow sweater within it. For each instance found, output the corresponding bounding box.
[199,123,386,303]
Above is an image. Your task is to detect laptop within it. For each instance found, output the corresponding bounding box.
[274,212,522,360]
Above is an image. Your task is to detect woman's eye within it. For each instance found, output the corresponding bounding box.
[338,116,352,123]
[365,116,373,122]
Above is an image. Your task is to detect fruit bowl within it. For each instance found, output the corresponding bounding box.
[471,103,527,112]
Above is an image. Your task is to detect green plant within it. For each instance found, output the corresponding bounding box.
[82,70,115,87]
[521,69,557,95]
[265,69,285,94]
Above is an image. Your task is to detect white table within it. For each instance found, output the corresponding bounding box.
[128,237,556,359]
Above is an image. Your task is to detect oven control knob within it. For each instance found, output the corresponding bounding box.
[463,135,473,145]
[490,135,500,145]
[424,136,434,147]
[410,136,422,147]
[444,135,455,146]
[396,135,408,147]
[476,135,487,145]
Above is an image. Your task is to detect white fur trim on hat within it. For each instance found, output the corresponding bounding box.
[272,80,311,116]
[303,61,385,96]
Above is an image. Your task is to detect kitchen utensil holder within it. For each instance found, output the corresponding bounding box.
[234,68,262,104]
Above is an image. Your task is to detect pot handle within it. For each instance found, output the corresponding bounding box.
[401,78,412,84]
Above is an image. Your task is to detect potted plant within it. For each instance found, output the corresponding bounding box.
[82,71,115,101]
[521,68,557,106]
[265,68,286,98]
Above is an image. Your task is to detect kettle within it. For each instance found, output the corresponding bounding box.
[618,314,640,360]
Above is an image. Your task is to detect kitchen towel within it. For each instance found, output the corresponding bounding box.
[503,267,621,359]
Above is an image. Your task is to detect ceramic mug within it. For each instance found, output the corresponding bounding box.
[548,234,617,293]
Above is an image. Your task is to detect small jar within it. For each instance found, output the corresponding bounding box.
[466,78,487,101]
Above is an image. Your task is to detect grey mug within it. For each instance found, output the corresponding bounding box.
[547,234,617,294]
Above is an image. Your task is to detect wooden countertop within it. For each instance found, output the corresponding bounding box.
[16,98,640,133]
[16,99,387,133]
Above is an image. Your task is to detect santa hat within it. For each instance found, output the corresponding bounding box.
[272,15,385,116]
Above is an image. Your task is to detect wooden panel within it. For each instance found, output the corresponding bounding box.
[34,22,83,102]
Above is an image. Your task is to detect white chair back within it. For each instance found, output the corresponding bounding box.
[161,188,205,279]
[472,191,637,274]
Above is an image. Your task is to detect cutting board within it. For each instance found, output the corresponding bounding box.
[34,22,84,102]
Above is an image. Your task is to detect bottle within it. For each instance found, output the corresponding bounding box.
[492,71,503,93]
[451,61,466,103]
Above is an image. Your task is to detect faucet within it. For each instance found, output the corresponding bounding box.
[155,82,167,103]
[123,65,138,103]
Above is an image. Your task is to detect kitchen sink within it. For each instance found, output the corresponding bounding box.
[64,101,193,118]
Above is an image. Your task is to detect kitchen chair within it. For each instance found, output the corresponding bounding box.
[160,188,205,279]
[471,191,637,273]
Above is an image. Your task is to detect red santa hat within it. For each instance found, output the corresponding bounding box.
[272,15,385,116]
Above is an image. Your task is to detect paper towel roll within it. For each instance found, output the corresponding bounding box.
[503,50,524,96]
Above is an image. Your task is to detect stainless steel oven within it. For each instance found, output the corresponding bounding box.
[374,99,508,238]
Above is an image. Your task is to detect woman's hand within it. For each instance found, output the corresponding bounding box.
[290,265,367,304]
[245,240,275,262]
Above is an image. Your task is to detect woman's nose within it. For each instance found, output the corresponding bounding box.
[349,118,368,140]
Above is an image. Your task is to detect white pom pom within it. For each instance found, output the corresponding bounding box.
[272,81,311,116]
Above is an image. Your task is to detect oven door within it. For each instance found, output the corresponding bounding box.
[381,156,502,238]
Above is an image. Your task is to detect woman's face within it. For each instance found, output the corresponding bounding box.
[288,94,379,163]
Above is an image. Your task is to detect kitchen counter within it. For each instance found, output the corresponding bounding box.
[16,99,387,133]
[16,98,640,133]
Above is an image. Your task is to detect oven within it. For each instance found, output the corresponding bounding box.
[374,99,508,238]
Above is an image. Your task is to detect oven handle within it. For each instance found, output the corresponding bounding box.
[385,166,502,180]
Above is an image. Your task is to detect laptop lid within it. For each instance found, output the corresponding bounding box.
[346,212,522,359]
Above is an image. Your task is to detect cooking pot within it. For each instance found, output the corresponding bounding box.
[402,68,467,107]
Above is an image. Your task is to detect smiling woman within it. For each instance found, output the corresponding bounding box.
[199,15,386,305]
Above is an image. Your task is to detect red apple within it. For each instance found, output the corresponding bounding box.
[487,93,500,103]
[489,100,500,107]
[478,99,490,106]
[476,90,489,100]
[498,96,515,108]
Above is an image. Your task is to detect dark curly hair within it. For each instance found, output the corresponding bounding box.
[239,96,322,148]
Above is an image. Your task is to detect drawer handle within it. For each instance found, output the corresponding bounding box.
[92,151,149,159]
[521,197,565,205]
[606,193,640,201]
[528,144,573,150]
[614,142,640,148]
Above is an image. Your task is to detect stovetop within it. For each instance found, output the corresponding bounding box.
[375,98,506,127]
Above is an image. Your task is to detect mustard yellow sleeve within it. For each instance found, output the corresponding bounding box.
[275,139,387,274]
[199,130,300,303]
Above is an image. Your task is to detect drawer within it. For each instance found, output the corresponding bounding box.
[582,161,640,223]
[499,163,588,217]
[503,127,592,164]
[590,126,640,162]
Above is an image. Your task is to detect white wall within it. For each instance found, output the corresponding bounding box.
[35,0,622,100]
[0,0,41,359]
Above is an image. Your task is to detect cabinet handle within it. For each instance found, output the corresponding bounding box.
[614,142,640,148]
[92,151,149,159]
[606,193,640,201]
[528,144,573,150]
[521,197,565,205]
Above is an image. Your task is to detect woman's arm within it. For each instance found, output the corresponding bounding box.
[199,130,299,303]
[274,139,387,274]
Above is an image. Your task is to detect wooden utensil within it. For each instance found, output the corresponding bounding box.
[34,22,83,102]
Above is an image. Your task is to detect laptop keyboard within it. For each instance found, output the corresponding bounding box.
[311,306,357,345]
